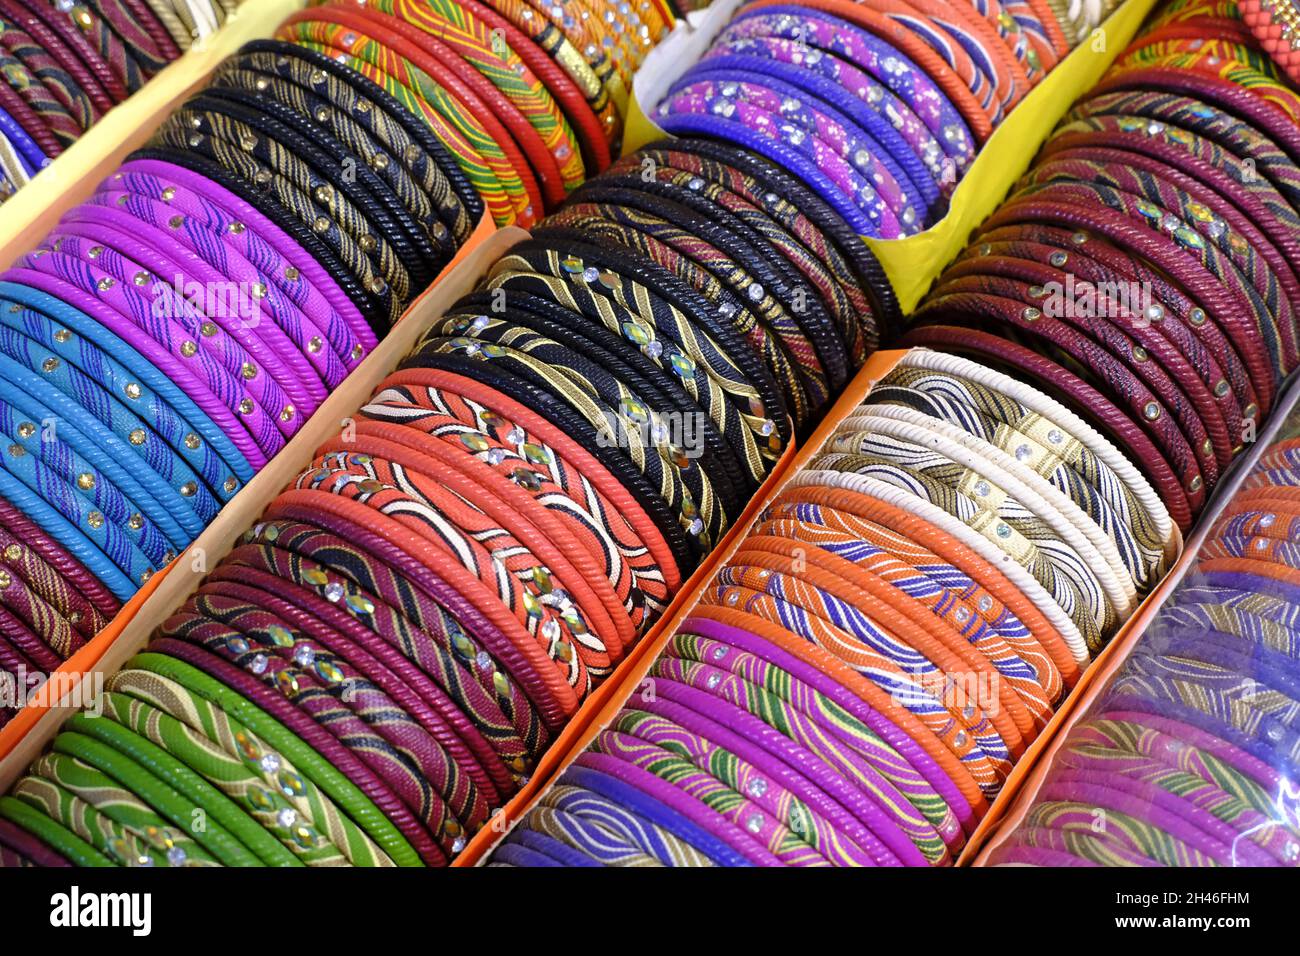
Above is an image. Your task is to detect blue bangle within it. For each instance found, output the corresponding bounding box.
[0,354,192,552]
[0,393,174,577]
[558,765,750,866]
[676,59,936,228]
[0,408,160,590]
[0,103,46,176]
[688,53,940,218]
[489,842,563,867]
[655,112,878,237]
[0,281,254,485]
[0,312,220,528]
[0,462,137,601]
[507,827,603,866]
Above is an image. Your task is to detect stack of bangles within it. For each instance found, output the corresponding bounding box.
[486,347,1174,867]
[654,0,1122,233]
[0,116,900,862]
[0,0,242,202]
[0,0,694,728]
[901,0,1300,532]
[990,429,1300,867]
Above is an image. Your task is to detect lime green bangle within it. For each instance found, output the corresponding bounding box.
[90,694,345,867]
[48,734,236,866]
[120,653,417,866]
[68,708,303,867]
[11,777,159,866]
[105,672,386,867]
[0,794,114,867]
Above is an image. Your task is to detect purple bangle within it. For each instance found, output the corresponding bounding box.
[1051,759,1279,867]
[560,764,753,866]
[112,158,372,348]
[67,198,338,397]
[647,677,911,864]
[507,823,604,866]
[1038,776,1230,866]
[669,69,920,232]
[87,189,355,386]
[56,204,324,417]
[680,614,977,835]
[1102,690,1298,771]
[720,8,975,167]
[1092,710,1292,800]
[988,841,1099,866]
[31,231,299,451]
[1,267,267,469]
[574,750,784,865]
[96,170,371,365]
[702,36,951,191]
[652,653,938,863]
[491,841,562,867]
[659,87,900,237]
[16,246,288,459]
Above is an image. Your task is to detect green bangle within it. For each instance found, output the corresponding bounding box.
[67,708,301,866]
[25,749,215,868]
[50,733,244,868]
[0,794,114,867]
[11,776,158,866]
[103,676,381,868]
[105,670,391,867]
[119,652,418,866]
[90,693,341,867]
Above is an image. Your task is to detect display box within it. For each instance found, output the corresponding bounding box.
[969,374,1300,865]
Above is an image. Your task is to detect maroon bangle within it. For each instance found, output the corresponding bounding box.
[895,324,1195,527]
[972,221,1260,432]
[1022,155,1300,376]
[145,635,448,866]
[176,591,490,839]
[0,496,120,619]
[1039,129,1300,293]
[194,579,506,804]
[0,562,85,661]
[12,0,126,103]
[0,71,62,156]
[1003,181,1283,388]
[979,195,1277,415]
[257,497,563,739]
[938,256,1236,470]
[0,815,70,865]
[203,567,523,792]
[216,531,539,774]
[1089,66,1300,166]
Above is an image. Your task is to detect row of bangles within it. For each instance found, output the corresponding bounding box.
[1,0,1299,868]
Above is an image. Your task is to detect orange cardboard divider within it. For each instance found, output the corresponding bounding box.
[0,218,513,791]
[455,349,909,865]
[969,378,1300,864]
